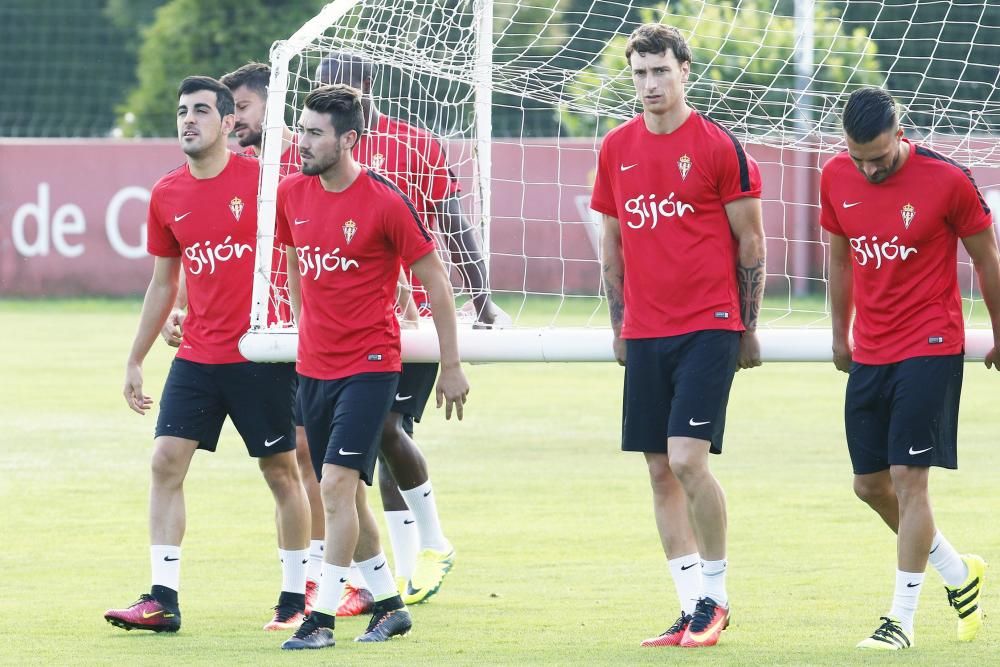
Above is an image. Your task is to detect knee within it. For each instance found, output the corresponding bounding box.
[889,466,929,504]
[646,455,679,493]
[666,449,707,486]
[379,417,405,458]
[319,469,356,511]
[377,456,395,487]
[150,445,187,486]
[853,475,893,506]
[260,454,303,495]
[294,428,312,465]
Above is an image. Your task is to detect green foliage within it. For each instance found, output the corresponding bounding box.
[118,0,325,137]
[561,0,884,137]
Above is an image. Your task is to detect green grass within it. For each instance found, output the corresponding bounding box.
[1,299,997,665]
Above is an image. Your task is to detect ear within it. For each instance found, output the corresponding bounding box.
[221,113,237,135]
[681,61,691,83]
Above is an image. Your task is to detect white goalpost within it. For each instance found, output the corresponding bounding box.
[240,0,999,363]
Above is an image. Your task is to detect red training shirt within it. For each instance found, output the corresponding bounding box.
[591,110,762,338]
[820,139,993,364]
[275,168,437,380]
[147,152,260,364]
[355,114,460,315]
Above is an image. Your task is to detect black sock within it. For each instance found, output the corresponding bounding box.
[278,591,306,611]
[309,610,336,628]
[150,585,178,609]
[374,594,404,612]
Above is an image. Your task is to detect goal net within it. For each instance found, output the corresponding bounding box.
[242,0,1000,363]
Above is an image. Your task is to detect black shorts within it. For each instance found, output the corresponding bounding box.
[292,375,304,427]
[622,330,740,455]
[845,354,962,474]
[298,372,399,485]
[155,358,296,457]
[391,363,438,435]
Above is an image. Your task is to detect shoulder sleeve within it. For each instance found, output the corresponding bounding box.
[818,163,844,236]
[145,184,181,257]
[713,129,762,204]
[590,137,617,217]
[947,163,993,238]
[381,180,437,265]
[274,179,294,247]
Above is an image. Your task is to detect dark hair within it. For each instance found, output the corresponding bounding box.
[304,84,364,139]
[315,51,373,89]
[843,87,898,143]
[220,62,270,98]
[177,76,235,118]
[625,23,692,65]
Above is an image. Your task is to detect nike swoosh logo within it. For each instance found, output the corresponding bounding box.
[906,582,921,588]
[620,163,638,172]
[339,577,347,583]
[842,201,862,209]
[163,556,179,562]
[174,212,191,222]
[685,611,728,641]
[689,419,711,427]
[680,563,698,571]
[395,394,412,401]
[142,610,165,619]
[406,584,422,596]
[264,436,285,447]
[423,490,432,497]
[909,446,933,455]
[338,448,361,456]
[374,562,386,571]
[403,519,415,525]
[294,219,309,225]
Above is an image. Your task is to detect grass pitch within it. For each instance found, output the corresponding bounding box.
[0,299,997,665]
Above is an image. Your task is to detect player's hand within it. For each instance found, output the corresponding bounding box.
[612,336,626,366]
[123,362,154,415]
[832,338,853,373]
[985,343,1000,371]
[435,363,470,420]
[737,330,762,371]
[160,308,185,347]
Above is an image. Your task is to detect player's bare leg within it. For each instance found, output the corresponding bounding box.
[379,413,454,604]
[259,450,310,630]
[104,436,197,633]
[853,470,900,531]
[641,451,702,647]
[665,437,731,648]
[294,425,325,612]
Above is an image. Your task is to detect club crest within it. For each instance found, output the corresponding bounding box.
[371,153,385,170]
[678,154,692,181]
[901,203,915,229]
[343,219,357,244]
[229,196,244,221]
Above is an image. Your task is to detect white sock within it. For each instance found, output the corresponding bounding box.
[307,539,324,583]
[315,562,350,616]
[151,545,181,592]
[701,559,728,608]
[357,552,399,602]
[928,531,967,587]
[889,570,923,635]
[385,510,420,580]
[400,481,450,552]
[668,553,701,616]
[279,548,309,594]
[348,562,367,589]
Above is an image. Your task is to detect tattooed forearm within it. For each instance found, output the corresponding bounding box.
[737,258,765,331]
[602,262,625,335]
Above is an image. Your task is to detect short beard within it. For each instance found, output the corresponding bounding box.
[301,148,341,176]
[237,128,262,149]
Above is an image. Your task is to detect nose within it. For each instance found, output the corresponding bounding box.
[863,163,879,178]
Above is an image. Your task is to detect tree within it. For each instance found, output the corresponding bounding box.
[118,0,325,137]
[560,0,884,137]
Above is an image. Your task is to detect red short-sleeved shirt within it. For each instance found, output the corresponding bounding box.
[275,168,437,379]
[820,140,993,364]
[147,152,260,363]
[355,114,460,315]
[591,111,762,338]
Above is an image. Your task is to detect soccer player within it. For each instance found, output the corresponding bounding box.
[275,84,469,650]
[315,51,498,605]
[105,76,311,633]
[821,87,999,650]
[590,24,765,648]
